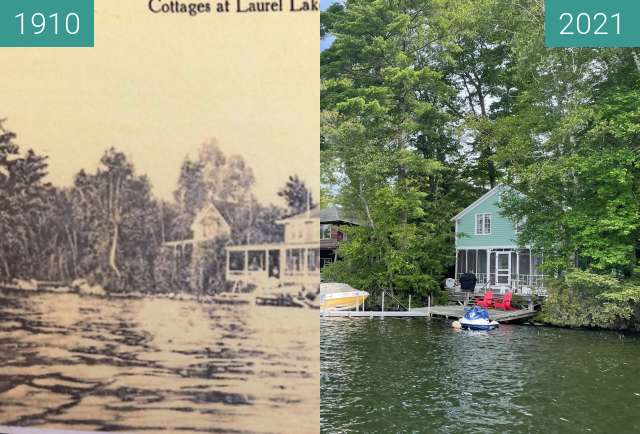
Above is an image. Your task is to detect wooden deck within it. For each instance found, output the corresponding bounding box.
[321,310,429,318]
[321,305,537,323]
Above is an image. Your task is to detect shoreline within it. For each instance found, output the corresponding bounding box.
[0,281,320,308]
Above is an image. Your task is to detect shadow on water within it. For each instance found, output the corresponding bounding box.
[321,317,640,434]
[0,289,319,434]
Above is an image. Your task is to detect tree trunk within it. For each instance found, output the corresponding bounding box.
[109,222,121,278]
[64,225,78,278]
[109,177,122,279]
[488,159,496,188]
[0,255,10,282]
[358,182,375,230]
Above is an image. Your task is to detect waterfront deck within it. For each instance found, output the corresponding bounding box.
[321,306,537,323]
[321,310,430,318]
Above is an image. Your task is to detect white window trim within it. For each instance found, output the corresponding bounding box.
[320,224,332,240]
[475,213,492,235]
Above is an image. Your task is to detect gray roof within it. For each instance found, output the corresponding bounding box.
[320,206,361,225]
[278,205,320,223]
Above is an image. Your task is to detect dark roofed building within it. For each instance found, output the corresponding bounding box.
[320,206,360,269]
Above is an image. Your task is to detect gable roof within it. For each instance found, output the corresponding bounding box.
[450,185,504,222]
[191,203,231,240]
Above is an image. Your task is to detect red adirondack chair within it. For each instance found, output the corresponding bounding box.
[476,290,494,308]
[493,291,515,310]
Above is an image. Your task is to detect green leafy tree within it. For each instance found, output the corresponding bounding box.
[320,0,471,302]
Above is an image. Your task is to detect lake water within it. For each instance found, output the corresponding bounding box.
[321,317,640,433]
[0,289,319,434]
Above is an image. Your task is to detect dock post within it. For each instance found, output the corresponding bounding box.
[382,291,385,315]
[428,295,431,317]
[409,295,411,312]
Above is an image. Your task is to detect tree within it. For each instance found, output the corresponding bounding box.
[278,175,315,215]
[320,0,469,300]
[498,50,640,275]
[71,148,163,291]
[0,120,50,281]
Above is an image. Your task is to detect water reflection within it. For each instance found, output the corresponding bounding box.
[321,318,640,434]
[0,289,319,433]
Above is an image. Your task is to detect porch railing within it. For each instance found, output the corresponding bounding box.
[455,273,547,297]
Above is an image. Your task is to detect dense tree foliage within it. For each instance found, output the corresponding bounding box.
[0,123,299,294]
[321,0,640,320]
[0,121,51,280]
[278,175,316,215]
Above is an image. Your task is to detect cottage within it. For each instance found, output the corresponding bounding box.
[163,202,231,251]
[320,205,359,269]
[452,185,545,295]
[192,203,231,241]
[225,206,320,287]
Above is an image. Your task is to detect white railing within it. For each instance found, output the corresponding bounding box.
[455,273,547,297]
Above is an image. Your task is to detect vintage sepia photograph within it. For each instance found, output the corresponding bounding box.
[0,2,319,433]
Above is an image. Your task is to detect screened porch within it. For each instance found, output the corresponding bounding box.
[455,248,546,295]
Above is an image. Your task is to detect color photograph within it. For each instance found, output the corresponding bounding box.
[320,1,640,432]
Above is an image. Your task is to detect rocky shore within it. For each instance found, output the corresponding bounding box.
[1,278,320,308]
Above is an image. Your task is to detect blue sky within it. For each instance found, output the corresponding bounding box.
[320,0,334,11]
[320,0,336,51]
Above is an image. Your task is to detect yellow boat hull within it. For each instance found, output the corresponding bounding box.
[321,292,369,311]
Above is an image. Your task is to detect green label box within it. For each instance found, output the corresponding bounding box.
[546,0,640,47]
[0,0,94,47]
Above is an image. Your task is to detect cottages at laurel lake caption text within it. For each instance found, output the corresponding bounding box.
[149,0,318,15]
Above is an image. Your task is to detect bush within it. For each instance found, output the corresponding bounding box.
[540,270,640,330]
[565,269,621,297]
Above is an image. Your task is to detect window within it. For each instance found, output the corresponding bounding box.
[248,251,266,271]
[307,249,319,272]
[475,213,491,235]
[320,224,332,240]
[286,249,303,274]
[229,252,246,271]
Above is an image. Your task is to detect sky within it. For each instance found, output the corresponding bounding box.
[2,2,319,206]
[320,0,336,51]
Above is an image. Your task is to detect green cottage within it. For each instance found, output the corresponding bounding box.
[452,185,545,295]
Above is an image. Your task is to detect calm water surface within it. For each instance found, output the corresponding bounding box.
[0,289,319,433]
[321,318,640,434]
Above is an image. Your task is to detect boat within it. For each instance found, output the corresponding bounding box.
[320,283,369,311]
[458,306,499,331]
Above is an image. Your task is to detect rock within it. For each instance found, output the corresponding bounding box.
[49,285,72,294]
[13,279,38,291]
[71,278,106,297]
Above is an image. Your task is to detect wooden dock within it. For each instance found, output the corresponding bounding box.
[321,305,537,323]
[423,306,537,323]
[321,310,429,318]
